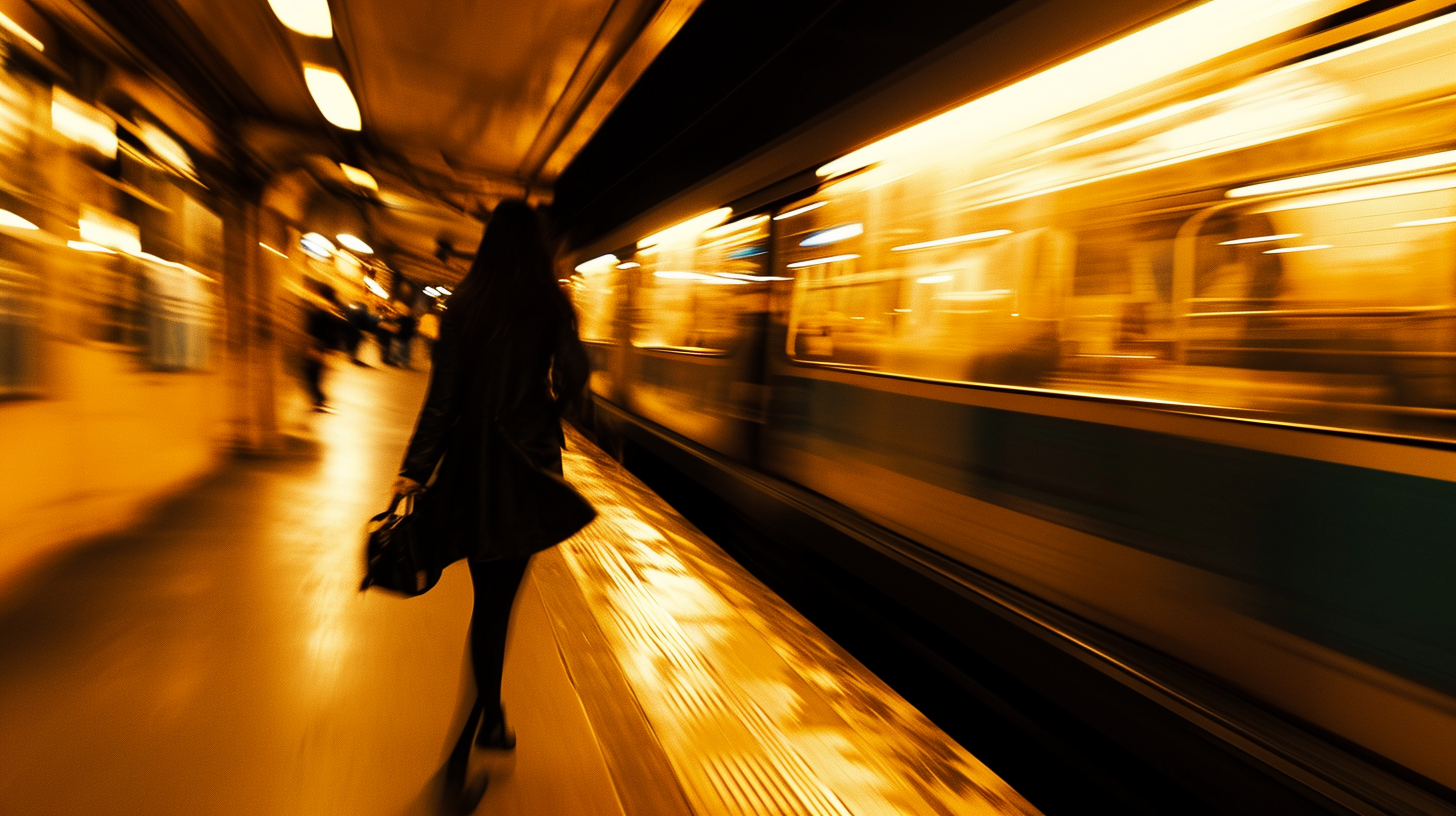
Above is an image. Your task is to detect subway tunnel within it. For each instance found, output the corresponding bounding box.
[2,0,1456,813]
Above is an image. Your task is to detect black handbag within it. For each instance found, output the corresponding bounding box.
[360,492,444,596]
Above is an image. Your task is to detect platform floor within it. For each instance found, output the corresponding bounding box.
[0,360,1036,816]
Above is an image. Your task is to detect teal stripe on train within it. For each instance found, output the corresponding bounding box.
[771,375,1456,699]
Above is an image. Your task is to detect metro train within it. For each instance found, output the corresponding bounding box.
[568,0,1456,803]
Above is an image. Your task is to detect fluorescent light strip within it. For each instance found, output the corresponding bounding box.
[1264,244,1331,254]
[364,276,388,297]
[1218,233,1300,245]
[818,0,1336,178]
[303,65,361,131]
[916,274,954,284]
[616,261,640,269]
[337,234,372,254]
[638,208,732,249]
[1259,176,1456,212]
[1229,150,1456,198]
[575,253,618,274]
[892,229,1011,251]
[800,223,863,247]
[68,241,114,253]
[259,242,288,258]
[786,254,859,268]
[0,12,43,51]
[1395,216,1456,227]
[717,273,791,281]
[773,201,827,220]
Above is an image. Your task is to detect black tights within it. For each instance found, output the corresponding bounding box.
[467,555,532,727]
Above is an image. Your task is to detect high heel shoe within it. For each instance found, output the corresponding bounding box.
[444,700,489,814]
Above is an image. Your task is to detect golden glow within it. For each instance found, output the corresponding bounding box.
[637,208,732,249]
[268,0,333,37]
[574,254,618,274]
[0,210,37,230]
[1228,150,1456,198]
[0,12,44,51]
[339,163,378,191]
[800,223,863,247]
[891,229,1011,252]
[1219,233,1300,245]
[51,89,117,158]
[915,274,954,284]
[79,209,141,254]
[300,232,335,258]
[1395,216,1456,228]
[1257,175,1456,213]
[1263,244,1332,254]
[704,214,769,239]
[786,254,858,268]
[773,201,827,220]
[259,242,289,258]
[817,0,1339,178]
[336,234,373,254]
[67,240,114,253]
[363,276,388,297]
[303,65,362,131]
[652,270,746,285]
[616,261,640,269]
[717,272,791,282]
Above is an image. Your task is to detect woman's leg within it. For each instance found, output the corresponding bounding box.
[466,555,532,729]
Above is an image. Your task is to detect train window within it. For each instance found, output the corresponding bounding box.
[632,215,769,354]
[573,264,620,344]
[139,257,215,372]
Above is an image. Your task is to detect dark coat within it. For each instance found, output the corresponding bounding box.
[400,299,593,563]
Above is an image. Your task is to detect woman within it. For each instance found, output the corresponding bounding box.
[391,200,591,808]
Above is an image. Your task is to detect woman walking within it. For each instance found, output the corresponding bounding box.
[390,199,592,811]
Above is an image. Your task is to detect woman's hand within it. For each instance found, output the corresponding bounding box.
[393,475,424,496]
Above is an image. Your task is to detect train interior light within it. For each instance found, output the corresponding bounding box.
[267,0,333,37]
[303,65,362,131]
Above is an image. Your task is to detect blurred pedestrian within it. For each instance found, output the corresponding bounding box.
[394,310,417,369]
[390,200,593,811]
[302,283,346,412]
[374,307,398,366]
[417,309,440,354]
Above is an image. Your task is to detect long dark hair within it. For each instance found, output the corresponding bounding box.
[448,200,572,362]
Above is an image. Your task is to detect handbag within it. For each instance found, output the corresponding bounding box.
[360,492,444,596]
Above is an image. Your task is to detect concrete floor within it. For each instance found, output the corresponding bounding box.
[0,359,622,815]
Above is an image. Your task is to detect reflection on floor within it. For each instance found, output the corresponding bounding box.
[0,359,1038,815]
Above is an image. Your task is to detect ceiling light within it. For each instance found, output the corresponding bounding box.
[616,261,640,269]
[1228,150,1456,198]
[259,242,288,258]
[363,276,388,297]
[800,223,863,247]
[303,65,361,131]
[0,209,38,230]
[424,287,440,297]
[339,163,378,191]
[268,0,332,37]
[773,202,827,220]
[336,233,372,254]
[436,287,451,296]
[300,232,335,259]
[892,229,1011,252]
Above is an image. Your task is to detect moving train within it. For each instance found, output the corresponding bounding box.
[568,0,1456,808]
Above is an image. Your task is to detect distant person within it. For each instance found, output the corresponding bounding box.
[394,310,417,369]
[374,308,398,366]
[302,284,346,412]
[345,303,374,366]
[390,200,593,810]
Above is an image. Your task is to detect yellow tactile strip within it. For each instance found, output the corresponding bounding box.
[551,430,1043,816]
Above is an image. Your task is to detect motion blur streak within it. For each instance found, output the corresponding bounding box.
[575,0,1456,795]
